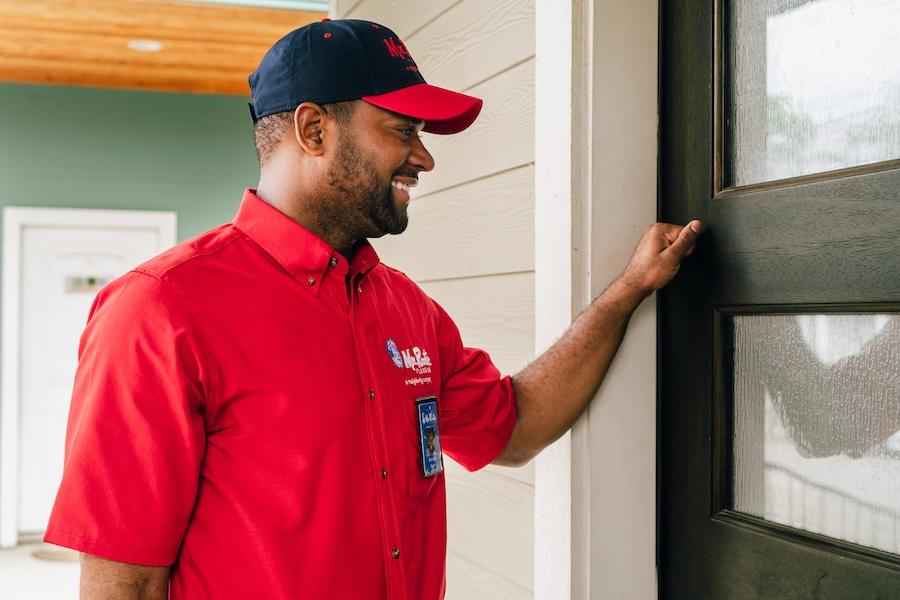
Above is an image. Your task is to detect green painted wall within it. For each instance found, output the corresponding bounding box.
[0,82,261,502]
[0,83,260,241]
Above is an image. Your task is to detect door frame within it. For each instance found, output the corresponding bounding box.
[534,0,659,597]
[0,206,176,547]
[534,0,593,598]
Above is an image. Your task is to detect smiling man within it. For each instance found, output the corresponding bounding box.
[44,18,701,600]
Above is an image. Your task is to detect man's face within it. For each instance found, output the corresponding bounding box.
[322,102,435,239]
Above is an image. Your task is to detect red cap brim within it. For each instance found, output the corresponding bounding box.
[362,83,483,135]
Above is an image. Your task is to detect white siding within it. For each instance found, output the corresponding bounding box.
[333,2,536,598]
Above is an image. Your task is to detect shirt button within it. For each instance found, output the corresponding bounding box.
[329,257,338,267]
[369,389,375,401]
[391,548,400,559]
[357,285,363,294]
[306,277,316,286]
[381,469,388,479]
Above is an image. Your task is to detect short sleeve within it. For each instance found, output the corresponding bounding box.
[43,270,208,566]
[433,301,518,472]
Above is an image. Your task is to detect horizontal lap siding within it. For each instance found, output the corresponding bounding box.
[373,165,534,283]
[334,1,535,597]
[444,460,535,590]
[446,550,532,600]
[414,58,534,197]
[332,0,359,18]
[344,0,458,38]
[418,272,533,377]
[399,0,533,91]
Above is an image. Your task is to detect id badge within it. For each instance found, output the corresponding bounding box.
[415,396,443,477]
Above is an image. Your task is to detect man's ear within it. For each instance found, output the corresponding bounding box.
[292,102,328,156]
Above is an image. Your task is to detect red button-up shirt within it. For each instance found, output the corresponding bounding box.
[45,189,517,599]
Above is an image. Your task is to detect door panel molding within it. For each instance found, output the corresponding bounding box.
[713,0,900,197]
[716,159,900,198]
[710,304,900,573]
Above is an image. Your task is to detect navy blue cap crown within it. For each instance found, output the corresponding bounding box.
[248,19,424,122]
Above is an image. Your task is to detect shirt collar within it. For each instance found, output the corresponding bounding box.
[233,189,380,292]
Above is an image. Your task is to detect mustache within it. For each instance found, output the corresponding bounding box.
[392,169,419,181]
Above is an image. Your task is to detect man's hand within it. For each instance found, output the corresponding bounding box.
[618,220,702,298]
[80,553,170,599]
[494,220,702,467]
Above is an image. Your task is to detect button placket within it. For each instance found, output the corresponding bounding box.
[353,281,407,594]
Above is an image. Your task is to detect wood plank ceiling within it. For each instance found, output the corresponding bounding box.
[0,0,326,95]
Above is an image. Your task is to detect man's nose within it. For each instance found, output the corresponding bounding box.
[410,135,435,173]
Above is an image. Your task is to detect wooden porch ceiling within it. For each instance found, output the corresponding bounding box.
[0,0,325,95]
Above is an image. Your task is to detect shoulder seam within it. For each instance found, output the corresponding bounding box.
[138,227,244,279]
[379,264,419,287]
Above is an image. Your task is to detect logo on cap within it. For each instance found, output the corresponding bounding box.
[383,37,410,59]
[382,36,418,72]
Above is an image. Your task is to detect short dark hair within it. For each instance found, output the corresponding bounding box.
[252,111,293,166]
[321,100,357,126]
[252,100,358,166]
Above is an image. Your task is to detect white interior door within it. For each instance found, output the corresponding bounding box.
[18,226,162,534]
[2,208,176,545]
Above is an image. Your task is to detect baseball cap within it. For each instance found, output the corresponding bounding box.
[248,18,483,135]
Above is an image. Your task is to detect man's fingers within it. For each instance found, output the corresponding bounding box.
[665,220,702,258]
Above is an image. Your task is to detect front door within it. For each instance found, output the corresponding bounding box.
[659,1,900,597]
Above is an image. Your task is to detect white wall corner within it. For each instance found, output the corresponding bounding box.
[534,0,594,598]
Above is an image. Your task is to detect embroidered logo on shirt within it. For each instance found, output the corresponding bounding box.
[386,340,432,374]
[400,346,432,374]
[386,339,403,368]
[386,340,434,386]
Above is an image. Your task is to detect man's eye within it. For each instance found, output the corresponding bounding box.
[400,127,415,137]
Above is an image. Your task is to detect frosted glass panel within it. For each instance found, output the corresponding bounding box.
[728,0,900,187]
[732,314,900,555]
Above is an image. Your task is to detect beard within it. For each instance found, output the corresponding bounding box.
[323,133,409,238]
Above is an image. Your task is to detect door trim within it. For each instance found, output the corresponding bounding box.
[0,206,176,547]
[534,0,593,597]
[534,0,659,597]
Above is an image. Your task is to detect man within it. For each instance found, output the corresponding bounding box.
[45,19,701,600]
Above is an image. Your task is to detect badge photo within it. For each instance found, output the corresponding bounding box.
[415,396,443,477]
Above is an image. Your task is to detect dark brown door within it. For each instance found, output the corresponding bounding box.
[659,1,900,598]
